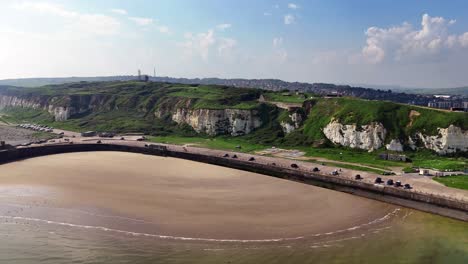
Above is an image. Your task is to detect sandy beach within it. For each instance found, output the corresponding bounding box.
[0,151,397,240]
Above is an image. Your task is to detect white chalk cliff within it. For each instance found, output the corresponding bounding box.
[386,139,404,152]
[158,108,262,136]
[417,125,468,154]
[322,119,387,151]
[281,112,303,134]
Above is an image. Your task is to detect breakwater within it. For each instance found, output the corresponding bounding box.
[0,143,467,221]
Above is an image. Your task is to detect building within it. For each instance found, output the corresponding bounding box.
[437,101,452,109]
[463,101,468,111]
[428,101,437,108]
[378,153,410,162]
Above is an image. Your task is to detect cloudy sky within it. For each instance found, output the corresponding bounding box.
[1,0,468,88]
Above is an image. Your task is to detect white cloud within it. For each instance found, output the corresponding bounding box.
[273,37,283,47]
[264,12,271,16]
[180,28,238,61]
[272,37,287,62]
[459,32,468,47]
[12,2,120,35]
[216,23,231,31]
[129,17,153,26]
[158,25,169,33]
[288,3,299,9]
[110,8,127,15]
[180,29,215,60]
[218,38,237,56]
[284,14,295,25]
[362,14,468,63]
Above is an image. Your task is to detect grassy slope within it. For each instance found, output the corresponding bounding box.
[300,97,467,143]
[1,82,466,172]
[433,175,468,190]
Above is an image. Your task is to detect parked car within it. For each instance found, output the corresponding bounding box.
[404,183,412,189]
[291,163,299,168]
[355,174,362,180]
[312,167,320,172]
[248,157,255,161]
[395,181,402,187]
[375,177,383,184]
[386,179,394,185]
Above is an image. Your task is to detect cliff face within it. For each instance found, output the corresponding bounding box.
[281,112,304,134]
[0,94,110,121]
[322,119,467,154]
[322,120,387,151]
[158,108,262,136]
[418,125,468,154]
[0,95,43,110]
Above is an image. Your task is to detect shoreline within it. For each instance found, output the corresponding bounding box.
[0,142,467,221]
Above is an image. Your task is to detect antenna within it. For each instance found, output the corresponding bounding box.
[153,67,156,78]
[138,69,141,81]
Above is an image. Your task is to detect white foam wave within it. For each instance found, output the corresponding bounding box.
[0,208,400,243]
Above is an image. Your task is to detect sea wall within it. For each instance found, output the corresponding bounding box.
[0,144,466,221]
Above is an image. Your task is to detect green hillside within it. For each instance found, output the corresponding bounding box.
[1,81,466,148]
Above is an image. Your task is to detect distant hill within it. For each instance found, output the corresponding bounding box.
[0,76,466,103]
[389,86,468,96]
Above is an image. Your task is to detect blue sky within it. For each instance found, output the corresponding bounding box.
[1,0,468,88]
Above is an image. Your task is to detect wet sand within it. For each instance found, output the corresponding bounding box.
[0,151,396,240]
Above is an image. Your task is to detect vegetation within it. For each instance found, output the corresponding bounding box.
[0,81,466,172]
[262,91,312,104]
[433,175,468,190]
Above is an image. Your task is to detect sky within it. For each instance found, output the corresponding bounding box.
[1,0,468,88]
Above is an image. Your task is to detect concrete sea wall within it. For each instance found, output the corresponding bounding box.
[0,143,467,221]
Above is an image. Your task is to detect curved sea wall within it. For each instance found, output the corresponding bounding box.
[0,143,466,221]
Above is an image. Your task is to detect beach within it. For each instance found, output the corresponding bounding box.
[0,151,396,240]
[0,151,467,263]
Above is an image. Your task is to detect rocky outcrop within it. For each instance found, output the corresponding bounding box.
[386,139,404,152]
[0,94,108,122]
[158,108,262,136]
[280,111,304,134]
[0,95,43,110]
[418,125,468,155]
[323,119,386,151]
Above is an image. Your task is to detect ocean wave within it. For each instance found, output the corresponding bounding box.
[0,208,400,243]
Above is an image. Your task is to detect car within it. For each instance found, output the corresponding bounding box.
[248,157,255,161]
[271,162,276,166]
[375,177,383,184]
[404,183,412,189]
[291,163,299,168]
[386,179,394,185]
[97,140,102,144]
[355,174,362,180]
[312,167,320,172]
[395,181,402,187]
[331,170,339,175]
[223,154,230,157]
[232,154,238,159]
[121,137,125,140]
